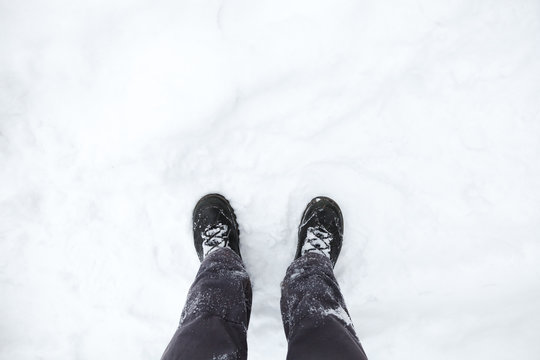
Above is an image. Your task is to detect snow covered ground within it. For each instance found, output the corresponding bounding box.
[1,0,540,359]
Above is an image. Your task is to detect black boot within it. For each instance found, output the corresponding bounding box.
[193,193,241,262]
[295,196,344,267]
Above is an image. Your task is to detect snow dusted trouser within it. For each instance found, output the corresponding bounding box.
[161,249,367,360]
[161,248,252,360]
[281,253,368,360]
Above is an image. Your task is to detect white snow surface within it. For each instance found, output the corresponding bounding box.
[1,0,540,359]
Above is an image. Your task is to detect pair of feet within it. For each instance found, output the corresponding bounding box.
[193,194,344,267]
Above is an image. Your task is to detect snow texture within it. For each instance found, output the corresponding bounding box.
[1,0,540,359]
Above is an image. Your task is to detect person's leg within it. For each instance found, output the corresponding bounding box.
[280,196,368,360]
[162,248,252,360]
[161,194,251,360]
[281,253,367,360]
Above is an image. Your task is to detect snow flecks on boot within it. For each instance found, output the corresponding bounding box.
[201,223,230,258]
[301,225,332,259]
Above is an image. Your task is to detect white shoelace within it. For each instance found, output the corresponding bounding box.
[201,223,230,257]
[301,225,332,258]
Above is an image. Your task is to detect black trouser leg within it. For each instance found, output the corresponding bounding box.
[281,253,368,360]
[161,248,252,360]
